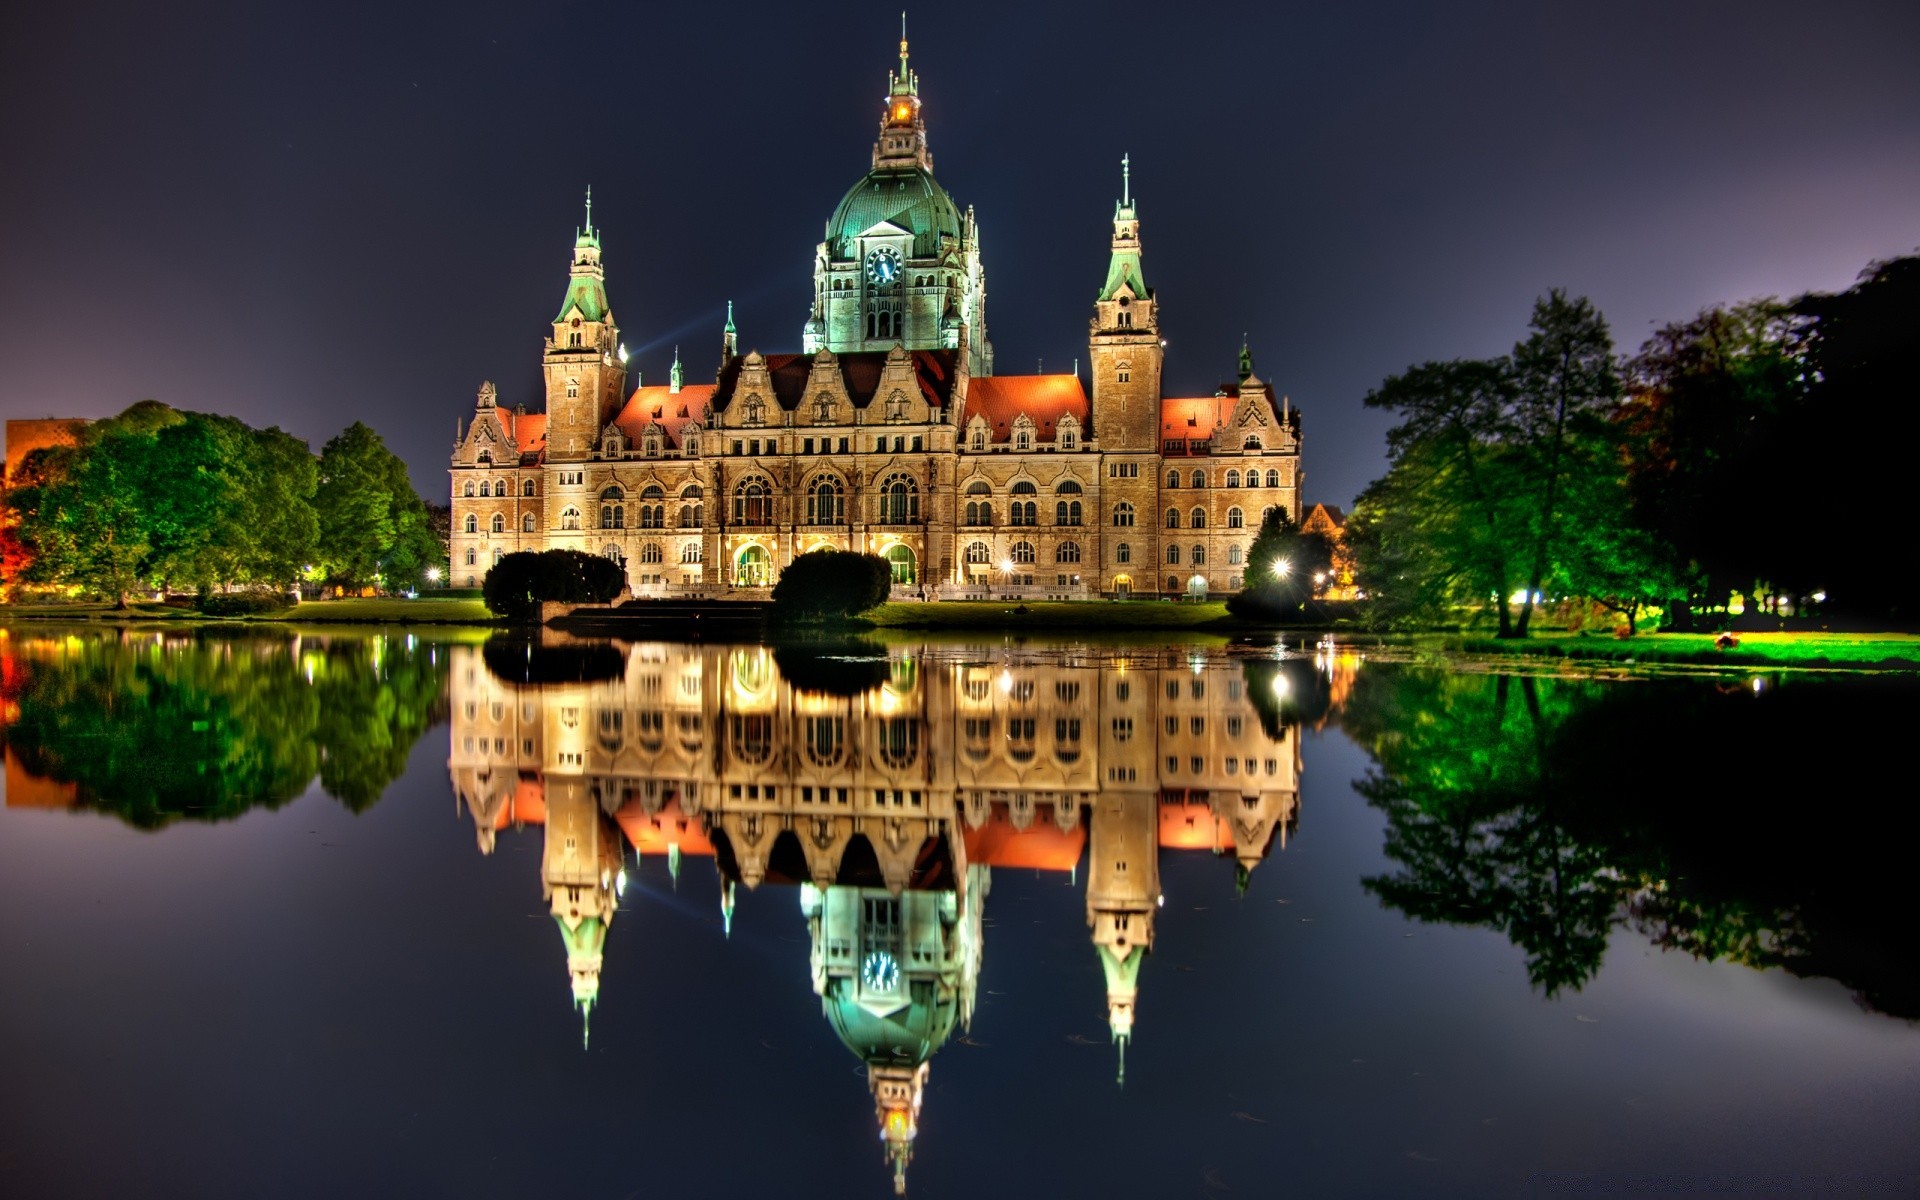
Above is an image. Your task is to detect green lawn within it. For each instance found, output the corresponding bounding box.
[864,599,1233,630]
[272,598,498,624]
[1439,630,1920,670]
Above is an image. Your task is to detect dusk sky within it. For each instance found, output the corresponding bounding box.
[2,1,1915,506]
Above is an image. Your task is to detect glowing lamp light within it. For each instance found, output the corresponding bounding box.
[1000,559,1014,574]
[885,1110,911,1137]
[1271,674,1291,701]
[425,567,441,583]
[894,104,911,121]
[1271,557,1291,579]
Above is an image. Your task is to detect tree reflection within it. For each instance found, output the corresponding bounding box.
[1342,665,1920,1017]
[1,627,446,826]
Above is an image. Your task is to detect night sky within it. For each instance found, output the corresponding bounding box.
[2,1,1915,507]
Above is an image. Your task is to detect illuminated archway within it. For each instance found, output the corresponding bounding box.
[735,544,771,587]
[883,544,917,585]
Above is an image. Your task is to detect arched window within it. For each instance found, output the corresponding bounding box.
[1191,507,1206,529]
[1167,575,1180,592]
[464,514,477,533]
[1267,469,1281,488]
[1191,469,1205,488]
[681,483,703,500]
[965,480,991,496]
[1055,500,1082,526]
[1166,508,1180,528]
[741,395,766,426]
[1011,480,1038,495]
[641,543,663,564]
[522,513,536,533]
[1116,542,1131,564]
[1192,544,1206,565]
[478,480,491,498]
[1011,541,1036,564]
[1225,469,1241,488]
[523,479,536,497]
[969,426,987,452]
[561,507,580,531]
[1228,545,1243,565]
[807,475,844,524]
[1056,542,1082,564]
[491,514,504,534]
[681,543,703,564]
[465,548,476,565]
[1244,435,1262,450]
[733,477,771,525]
[878,473,918,523]
[1056,479,1083,495]
[1113,502,1135,527]
[463,481,476,497]
[603,543,621,561]
[1166,469,1180,488]
[965,500,991,525]
[1227,507,1244,529]
[1166,545,1181,564]
[964,541,991,565]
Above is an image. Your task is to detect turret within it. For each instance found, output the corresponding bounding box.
[874,18,931,172]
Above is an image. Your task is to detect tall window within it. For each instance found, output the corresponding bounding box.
[681,543,703,564]
[733,478,771,525]
[1166,469,1180,488]
[641,543,663,564]
[523,513,536,533]
[479,480,491,498]
[1113,502,1135,527]
[523,479,536,497]
[1055,499,1082,525]
[1056,542,1082,564]
[1228,545,1243,565]
[560,507,580,530]
[1167,544,1181,564]
[1011,541,1036,564]
[1225,469,1241,487]
[1191,507,1206,529]
[878,473,918,523]
[1267,469,1281,488]
[1116,543,1131,564]
[1191,470,1205,488]
[1191,544,1206,565]
[491,514,504,533]
[807,475,844,524]
[1227,506,1244,528]
[464,514,477,533]
[965,541,990,565]
[1166,508,1180,528]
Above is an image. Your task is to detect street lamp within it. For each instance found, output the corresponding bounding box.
[1000,558,1015,599]
[1271,557,1291,579]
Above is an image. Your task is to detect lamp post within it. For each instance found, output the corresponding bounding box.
[1001,557,1015,601]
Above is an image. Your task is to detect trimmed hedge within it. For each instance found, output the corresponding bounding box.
[771,550,892,620]
[483,550,626,622]
[197,588,296,617]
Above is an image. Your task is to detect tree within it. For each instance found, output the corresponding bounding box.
[1229,509,1334,620]
[771,550,892,620]
[315,422,435,590]
[483,549,627,621]
[1508,290,1622,636]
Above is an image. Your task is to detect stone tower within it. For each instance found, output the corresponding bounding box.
[544,190,627,461]
[1086,785,1159,1082]
[1087,156,1162,453]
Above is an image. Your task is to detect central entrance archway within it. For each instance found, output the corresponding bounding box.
[883,544,917,585]
[735,544,771,588]
[1112,573,1132,598]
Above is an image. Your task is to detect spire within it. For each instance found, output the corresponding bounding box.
[874,21,930,170]
[897,11,911,86]
[584,185,594,238]
[721,301,738,365]
[1098,154,1149,304]
[721,877,736,938]
[670,345,684,393]
[667,843,682,890]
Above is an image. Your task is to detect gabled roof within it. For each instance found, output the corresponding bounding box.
[611,384,716,449]
[493,409,547,464]
[1301,503,1346,533]
[1159,395,1229,436]
[963,374,1088,444]
[712,349,959,413]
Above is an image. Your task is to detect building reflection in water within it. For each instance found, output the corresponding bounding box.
[447,637,1319,1195]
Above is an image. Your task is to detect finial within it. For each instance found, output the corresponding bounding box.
[1117,1036,1127,1087]
[1121,153,1131,207]
[584,185,593,235]
[725,300,736,334]
[899,11,910,79]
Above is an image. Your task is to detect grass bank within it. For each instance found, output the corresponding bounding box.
[1,597,500,626]
[863,599,1235,631]
[1426,630,1920,670]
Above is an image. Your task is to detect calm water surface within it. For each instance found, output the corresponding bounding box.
[1,627,1915,1199]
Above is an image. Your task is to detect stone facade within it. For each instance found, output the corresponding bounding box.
[449,37,1303,599]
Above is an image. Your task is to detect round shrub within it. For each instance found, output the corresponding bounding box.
[771,550,892,620]
[483,549,626,622]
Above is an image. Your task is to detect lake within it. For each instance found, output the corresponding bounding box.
[1,626,1915,1198]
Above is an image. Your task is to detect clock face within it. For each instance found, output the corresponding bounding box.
[865,247,901,287]
[861,950,900,992]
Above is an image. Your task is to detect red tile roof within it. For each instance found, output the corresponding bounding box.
[501,410,547,462]
[1159,395,1231,436]
[612,384,715,450]
[963,374,1088,443]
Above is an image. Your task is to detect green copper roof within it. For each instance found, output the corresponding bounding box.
[1099,242,1148,302]
[823,978,959,1067]
[555,273,609,324]
[827,167,962,259]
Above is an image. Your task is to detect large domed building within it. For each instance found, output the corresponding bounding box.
[450,32,1303,599]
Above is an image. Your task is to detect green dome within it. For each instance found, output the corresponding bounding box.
[823,978,959,1067]
[826,167,962,260]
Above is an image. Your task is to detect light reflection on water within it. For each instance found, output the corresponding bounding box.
[0,627,1915,1199]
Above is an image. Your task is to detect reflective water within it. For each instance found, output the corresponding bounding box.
[1,627,1915,1198]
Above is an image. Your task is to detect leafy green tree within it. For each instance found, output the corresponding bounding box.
[11,427,155,606]
[1508,290,1623,636]
[771,550,892,619]
[315,422,434,590]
